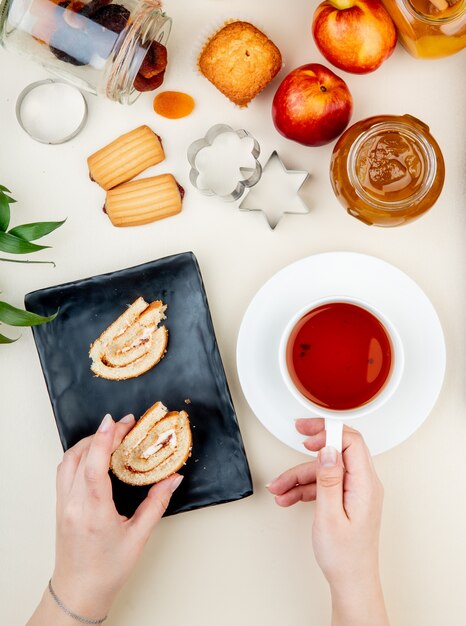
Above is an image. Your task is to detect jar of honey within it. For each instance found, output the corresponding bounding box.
[330,115,445,227]
[381,0,466,58]
[0,0,171,103]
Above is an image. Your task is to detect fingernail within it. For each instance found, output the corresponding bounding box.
[320,446,337,467]
[98,414,113,433]
[120,414,134,424]
[170,475,184,493]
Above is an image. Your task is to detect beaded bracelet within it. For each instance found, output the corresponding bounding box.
[48,579,107,624]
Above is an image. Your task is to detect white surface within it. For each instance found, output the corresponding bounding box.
[0,1,465,625]
[237,252,446,455]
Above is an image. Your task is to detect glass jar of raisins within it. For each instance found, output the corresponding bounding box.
[330,114,445,227]
[0,0,171,104]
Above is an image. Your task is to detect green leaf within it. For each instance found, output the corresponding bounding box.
[9,219,65,241]
[0,188,16,203]
[0,301,58,326]
[0,193,10,231]
[0,331,19,343]
[0,231,49,254]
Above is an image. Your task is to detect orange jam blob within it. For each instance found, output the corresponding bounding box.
[153,91,195,119]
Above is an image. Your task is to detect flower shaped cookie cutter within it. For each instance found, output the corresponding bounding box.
[187,124,262,202]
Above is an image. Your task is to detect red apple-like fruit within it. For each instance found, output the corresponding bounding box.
[272,63,353,147]
[312,0,397,74]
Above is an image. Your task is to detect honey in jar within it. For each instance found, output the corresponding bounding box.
[330,115,445,227]
[381,0,466,58]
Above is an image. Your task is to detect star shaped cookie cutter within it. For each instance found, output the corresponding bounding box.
[239,151,310,229]
[187,123,262,202]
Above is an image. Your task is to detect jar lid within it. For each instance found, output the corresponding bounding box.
[16,79,88,144]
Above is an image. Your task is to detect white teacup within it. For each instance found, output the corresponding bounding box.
[278,296,404,452]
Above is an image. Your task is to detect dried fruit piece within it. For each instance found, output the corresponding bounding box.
[134,41,168,92]
[90,4,130,33]
[139,41,168,78]
[153,91,195,119]
[79,0,111,18]
[134,70,165,92]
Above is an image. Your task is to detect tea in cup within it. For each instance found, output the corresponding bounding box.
[278,297,404,451]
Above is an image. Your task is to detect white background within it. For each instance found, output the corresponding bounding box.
[0,0,465,624]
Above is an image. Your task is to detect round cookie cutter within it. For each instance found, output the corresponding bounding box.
[187,124,262,202]
[16,79,88,145]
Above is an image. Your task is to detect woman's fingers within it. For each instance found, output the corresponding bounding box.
[56,436,93,501]
[60,413,135,505]
[129,474,183,541]
[74,414,116,502]
[303,431,327,452]
[295,418,325,436]
[112,414,135,451]
[275,483,317,507]
[297,418,359,442]
[314,447,345,522]
[267,461,317,496]
[301,422,377,495]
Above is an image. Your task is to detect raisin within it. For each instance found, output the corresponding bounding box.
[90,4,130,33]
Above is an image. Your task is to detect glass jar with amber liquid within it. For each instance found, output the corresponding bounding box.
[330,115,445,227]
[381,0,465,58]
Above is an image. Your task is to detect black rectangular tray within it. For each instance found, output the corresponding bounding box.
[25,252,253,517]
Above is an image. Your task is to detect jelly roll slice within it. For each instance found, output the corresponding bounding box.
[111,401,192,486]
[89,297,168,380]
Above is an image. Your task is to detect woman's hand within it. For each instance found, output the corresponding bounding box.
[28,413,183,625]
[267,419,389,626]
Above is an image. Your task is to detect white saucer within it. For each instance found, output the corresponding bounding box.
[236,252,446,456]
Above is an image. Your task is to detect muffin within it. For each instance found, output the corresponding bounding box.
[198,21,282,107]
